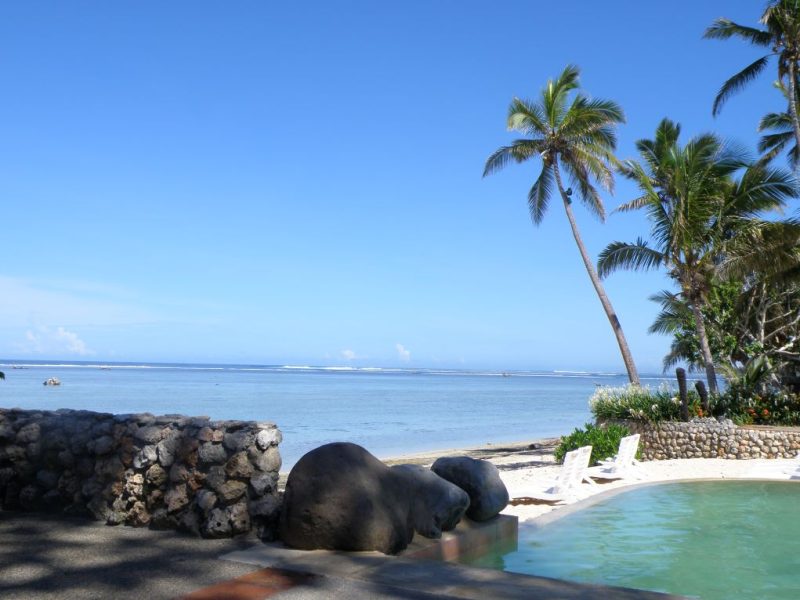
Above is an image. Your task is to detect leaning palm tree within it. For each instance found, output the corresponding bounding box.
[705,0,800,149]
[598,119,796,393]
[483,65,640,385]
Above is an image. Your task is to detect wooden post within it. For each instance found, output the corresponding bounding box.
[695,381,709,415]
[676,368,689,421]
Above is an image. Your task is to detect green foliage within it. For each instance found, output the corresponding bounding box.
[717,357,800,425]
[717,386,800,425]
[649,281,742,372]
[590,384,679,422]
[554,423,632,465]
[589,384,710,422]
[598,118,794,393]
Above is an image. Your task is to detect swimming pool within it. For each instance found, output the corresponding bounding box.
[467,481,800,599]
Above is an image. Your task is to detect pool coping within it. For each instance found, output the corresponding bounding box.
[525,476,800,528]
[220,515,686,599]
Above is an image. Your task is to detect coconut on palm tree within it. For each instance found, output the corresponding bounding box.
[705,0,800,149]
[598,118,796,393]
[483,64,640,385]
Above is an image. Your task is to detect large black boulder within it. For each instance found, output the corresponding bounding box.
[391,464,470,539]
[431,456,508,521]
[278,442,414,554]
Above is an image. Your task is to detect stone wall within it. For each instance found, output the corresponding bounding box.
[0,408,282,539]
[621,417,800,460]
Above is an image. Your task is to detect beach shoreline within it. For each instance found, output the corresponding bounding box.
[374,436,800,524]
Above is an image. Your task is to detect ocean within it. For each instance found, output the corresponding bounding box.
[0,360,668,469]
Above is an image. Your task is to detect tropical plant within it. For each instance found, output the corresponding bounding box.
[717,361,800,425]
[648,281,743,372]
[483,65,640,385]
[554,422,633,465]
[598,119,795,393]
[589,383,693,422]
[705,0,800,149]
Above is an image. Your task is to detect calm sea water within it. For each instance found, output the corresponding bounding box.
[0,360,666,469]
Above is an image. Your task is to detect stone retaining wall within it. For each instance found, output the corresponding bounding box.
[0,408,282,539]
[620,417,800,460]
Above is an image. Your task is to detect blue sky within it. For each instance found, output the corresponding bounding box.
[0,1,790,372]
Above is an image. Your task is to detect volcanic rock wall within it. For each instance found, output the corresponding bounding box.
[0,408,282,539]
[622,417,800,460]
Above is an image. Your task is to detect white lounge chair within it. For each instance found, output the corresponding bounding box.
[517,445,596,504]
[587,434,642,481]
[750,451,800,479]
[783,452,800,478]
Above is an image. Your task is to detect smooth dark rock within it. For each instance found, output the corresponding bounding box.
[431,456,509,521]
[279,442,414,554]
[391,464,469,538]
[223,431,254,452]
[198,442,227,465]
[133,426,163,444]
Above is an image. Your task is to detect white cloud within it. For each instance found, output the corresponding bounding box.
[341,349,357,361]
[0,275,154,327]
[396,343,411,362]
[20,325,93,356]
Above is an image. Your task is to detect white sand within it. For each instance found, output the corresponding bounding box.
[498,453,799,523]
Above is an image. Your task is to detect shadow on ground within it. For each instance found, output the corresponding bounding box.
[0,511,258,599]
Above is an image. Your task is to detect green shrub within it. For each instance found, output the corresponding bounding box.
[554,422,632,465]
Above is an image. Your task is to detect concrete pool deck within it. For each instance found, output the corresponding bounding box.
[1,509,683,599]
[7,445,798,599]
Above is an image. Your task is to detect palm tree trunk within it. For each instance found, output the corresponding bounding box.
[786,60,800,153]
[689,299,719,394]
[552,162,640,385]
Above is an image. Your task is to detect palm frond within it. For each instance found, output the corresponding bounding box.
[712,56,771,116]
[597,239,664,278]
[703,18,773,46]
[758,111,793,131]
[483,139,544,177]
[528,165,553,225]
[544,65,580,127]
[507,97,548,135]
[613,195,651,214]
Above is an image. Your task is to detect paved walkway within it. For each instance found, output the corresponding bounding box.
[1,510,683,599]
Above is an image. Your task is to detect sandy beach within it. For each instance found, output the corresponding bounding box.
[384,436,800,523]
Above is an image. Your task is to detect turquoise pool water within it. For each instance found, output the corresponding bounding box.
[469,481,800,599]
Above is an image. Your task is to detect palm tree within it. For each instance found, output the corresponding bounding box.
[758,83,800,166]
[598,119,795,393]
[705,0,800,149]
[483,65,640,385]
